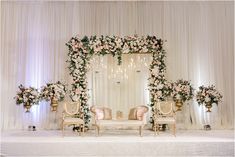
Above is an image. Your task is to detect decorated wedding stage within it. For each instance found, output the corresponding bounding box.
[1,34,234,157]
[1,1,234,156]
[2,129,234,156]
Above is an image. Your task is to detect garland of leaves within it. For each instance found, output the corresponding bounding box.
[66,35,167,128]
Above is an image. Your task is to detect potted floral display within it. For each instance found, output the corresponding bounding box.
[171,79,194,111]
[15,85,40,112]
[196,85,222,112]
[40,81,67,111]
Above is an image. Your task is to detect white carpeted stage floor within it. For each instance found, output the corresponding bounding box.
[1,129,234,157]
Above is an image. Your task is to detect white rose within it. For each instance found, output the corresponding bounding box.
[123,48,129,54]
[23,97,28,102]
[175,86,181,92]
[72,95,79,102]
[157,84,163,90]
[176,94,181,100]
[156,91,162,97]
[31,90,38,96]
[205,96,211,102]
[142,46,148,53]
[152,68,159,75]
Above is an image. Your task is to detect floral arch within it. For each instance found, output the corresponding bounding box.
[66,35,170,127]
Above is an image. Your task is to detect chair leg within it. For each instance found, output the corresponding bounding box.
[139,126,143,137]
[97,126,100,136]
[95,125,98,137]
[94,125,98,137]
[62,124,65,137]
[154,124,156,136]
[78,125,81,136]
[157,124,159,135]
[173,123,176,137]
[82,124,85,137]
[61,121,63,130]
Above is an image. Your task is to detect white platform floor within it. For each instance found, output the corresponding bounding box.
[1,129,234,157]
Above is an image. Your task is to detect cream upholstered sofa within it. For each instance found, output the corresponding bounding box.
[90,105,149,136]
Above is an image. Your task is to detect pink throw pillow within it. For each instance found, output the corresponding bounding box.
[95,108,104,120]
[136,107,146,120]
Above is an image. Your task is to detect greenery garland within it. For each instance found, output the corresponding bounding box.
[148,49,172,124]
[66,35,168,128]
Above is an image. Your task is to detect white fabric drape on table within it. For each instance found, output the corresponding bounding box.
[1,1,233,130]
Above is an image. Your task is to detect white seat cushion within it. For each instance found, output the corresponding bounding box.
[155,117,176,124]
[64,118,84,124]
[96,120,144,126]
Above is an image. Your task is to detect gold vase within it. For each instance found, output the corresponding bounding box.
[24,102,32,112]
[50,98,58,112]
[205,102,212,112]
[175,100,183,111]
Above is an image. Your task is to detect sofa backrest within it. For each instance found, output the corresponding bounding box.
[90,106,112,120]
[128,105,149,121]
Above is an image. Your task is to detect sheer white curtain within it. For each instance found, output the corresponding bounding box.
[88,54,152,120]
[1,1,233,130]
[1,1,72,130]
[163,2,234,129]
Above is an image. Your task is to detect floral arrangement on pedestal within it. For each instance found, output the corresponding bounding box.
[15,85,40,112]
[40,81,67,111]
[66,35,165,128]
[171,79,194,111]
[196,85,222,112]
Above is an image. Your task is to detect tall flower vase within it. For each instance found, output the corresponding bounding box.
[24,108,33,130]
[175,100,183,111]
[204,106,212,131]
[51,110,58,129]
[50,98,58,112]
[49,99,59,129]
[24,102,32,112]
[23,102,32,130]
[205,102,212,112]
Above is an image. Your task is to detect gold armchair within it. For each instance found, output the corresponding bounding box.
[153,101,176,136]
[62,102,85,137]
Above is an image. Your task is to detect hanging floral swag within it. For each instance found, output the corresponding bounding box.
[66,35,169,128]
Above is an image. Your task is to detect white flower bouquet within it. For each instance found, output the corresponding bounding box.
[40,81,67,102]
[196,85,222,105]
[171,79,194,102]
[15,85,40,105]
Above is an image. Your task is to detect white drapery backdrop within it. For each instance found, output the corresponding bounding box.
[1,1,233,130]
[88,54,152,121]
